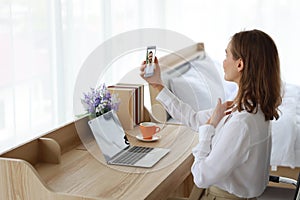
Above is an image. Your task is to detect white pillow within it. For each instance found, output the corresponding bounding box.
[169,67,212,111]
[161,62,191,88]
[169,55,225,111]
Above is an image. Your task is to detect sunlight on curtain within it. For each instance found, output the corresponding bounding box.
[0,0,299,152]
[0,0,108,151]
[0,1,54,149]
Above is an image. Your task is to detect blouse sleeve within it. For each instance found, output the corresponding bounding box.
[156,87,212,131]
[191,117,251,188]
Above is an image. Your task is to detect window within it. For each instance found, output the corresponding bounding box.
[1,0,299,153]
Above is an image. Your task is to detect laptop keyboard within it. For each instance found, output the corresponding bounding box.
[111,146,153,165]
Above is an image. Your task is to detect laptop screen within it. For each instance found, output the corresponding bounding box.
[88,111,129,161]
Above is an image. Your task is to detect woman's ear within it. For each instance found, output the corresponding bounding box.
[237,58,244,72]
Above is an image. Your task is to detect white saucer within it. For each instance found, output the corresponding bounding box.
[136,134,161,142]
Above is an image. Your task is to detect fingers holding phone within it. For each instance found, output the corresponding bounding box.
[140,56,161,81]
[140,46,163,90]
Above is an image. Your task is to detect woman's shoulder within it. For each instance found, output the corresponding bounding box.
[232,108,266,124]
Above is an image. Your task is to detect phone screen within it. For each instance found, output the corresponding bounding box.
[146,46,156,64]
[144,46,156,78]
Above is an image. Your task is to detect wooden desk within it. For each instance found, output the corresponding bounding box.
[0,117,197,200]
[0,43,204,199]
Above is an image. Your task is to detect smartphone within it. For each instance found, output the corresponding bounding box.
[144,46,156,77]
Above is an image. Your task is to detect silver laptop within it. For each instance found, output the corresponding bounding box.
[88,111,170,168]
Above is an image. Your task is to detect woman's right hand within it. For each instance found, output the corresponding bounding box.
[139,57,164,91]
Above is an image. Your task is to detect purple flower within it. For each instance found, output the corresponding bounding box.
[94,97,100,107]
[81,84,120,116]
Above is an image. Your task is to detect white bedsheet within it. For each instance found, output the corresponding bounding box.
[270,83,300,168]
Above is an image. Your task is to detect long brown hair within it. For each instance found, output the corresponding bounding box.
[230,29,282,120]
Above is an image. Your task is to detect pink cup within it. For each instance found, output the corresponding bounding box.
[139,122,160,139]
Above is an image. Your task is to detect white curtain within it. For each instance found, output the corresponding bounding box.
[0,0,299,152]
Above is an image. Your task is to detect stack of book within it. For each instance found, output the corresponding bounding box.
[108,83,144,130]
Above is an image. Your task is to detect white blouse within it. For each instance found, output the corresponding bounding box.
[156,87,271,198]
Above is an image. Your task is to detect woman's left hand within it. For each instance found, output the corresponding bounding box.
[207,99,234,127]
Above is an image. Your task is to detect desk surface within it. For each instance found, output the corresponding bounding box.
[35,124,197,200]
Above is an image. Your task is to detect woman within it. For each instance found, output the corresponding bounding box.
[140,29,282,200]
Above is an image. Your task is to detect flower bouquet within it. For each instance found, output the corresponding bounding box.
[81,84,120,118]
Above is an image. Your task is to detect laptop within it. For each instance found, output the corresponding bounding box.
[88,110,170,168]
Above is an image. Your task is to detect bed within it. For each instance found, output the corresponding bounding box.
[148,43,300,187]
